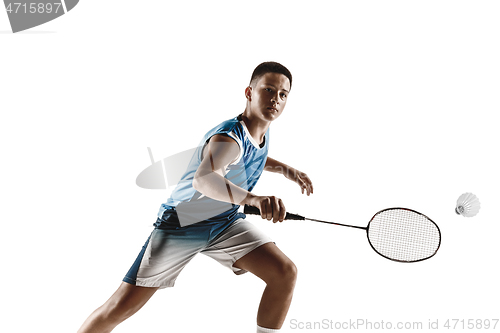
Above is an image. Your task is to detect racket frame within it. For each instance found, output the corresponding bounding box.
[365,207,441,263]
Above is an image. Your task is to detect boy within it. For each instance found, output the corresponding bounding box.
[77,62,313,333]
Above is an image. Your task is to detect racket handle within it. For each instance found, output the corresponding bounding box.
[243,205,305,220]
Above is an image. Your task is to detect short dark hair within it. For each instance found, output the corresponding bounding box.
[249,61,292,90]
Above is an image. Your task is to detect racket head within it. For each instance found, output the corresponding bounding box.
[366,208,441,263]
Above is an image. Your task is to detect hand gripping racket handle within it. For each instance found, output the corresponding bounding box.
[243,205,305,220]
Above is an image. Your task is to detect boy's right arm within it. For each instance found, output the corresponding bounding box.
[192,134,286,223]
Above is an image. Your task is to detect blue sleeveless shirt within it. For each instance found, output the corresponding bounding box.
[157,114,269,226]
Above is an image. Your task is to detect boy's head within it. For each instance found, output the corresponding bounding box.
[249,62,292,90]
[244,62,292,123]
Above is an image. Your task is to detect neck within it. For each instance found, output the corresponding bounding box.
[240,111,270,145]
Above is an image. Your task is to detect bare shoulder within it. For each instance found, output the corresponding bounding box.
[201,133,240,164]
[209,133,238,144]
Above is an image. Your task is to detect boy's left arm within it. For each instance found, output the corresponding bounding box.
[264,157,313,196]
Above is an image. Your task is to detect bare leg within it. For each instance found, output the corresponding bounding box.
[78,282,159,333]
[233,242,297,329]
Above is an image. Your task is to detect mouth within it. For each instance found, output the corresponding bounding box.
[267,107,278,113]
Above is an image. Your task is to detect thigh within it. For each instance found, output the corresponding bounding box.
[124,227,209,288]
[105,282,159,315]
[202,219,273,275]
[233,242,296,283]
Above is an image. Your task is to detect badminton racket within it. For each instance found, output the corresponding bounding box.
[243,205,441,263]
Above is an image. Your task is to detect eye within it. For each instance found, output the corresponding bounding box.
[280,93,287,99]
[265,88,273,93]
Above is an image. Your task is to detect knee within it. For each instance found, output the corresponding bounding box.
[285,261,298,285]
[269,260,298,288]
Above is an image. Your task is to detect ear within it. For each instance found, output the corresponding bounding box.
[244,86,252,101]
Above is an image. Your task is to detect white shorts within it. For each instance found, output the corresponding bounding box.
[123,218,272,289]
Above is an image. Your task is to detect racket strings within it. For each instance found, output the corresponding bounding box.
[367,209,440,262]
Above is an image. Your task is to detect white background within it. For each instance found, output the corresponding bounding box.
[1,1,499,332]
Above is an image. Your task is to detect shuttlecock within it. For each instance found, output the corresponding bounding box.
[455,192,481,217]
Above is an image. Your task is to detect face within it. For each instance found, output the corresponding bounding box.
[245,72,291,122]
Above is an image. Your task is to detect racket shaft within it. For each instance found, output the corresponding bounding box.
[243,205,366,229]
[306,218,367,230]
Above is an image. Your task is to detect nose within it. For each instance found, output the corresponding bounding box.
[271,93,279,105]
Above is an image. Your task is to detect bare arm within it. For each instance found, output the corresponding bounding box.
[192,134,249,205]
[265,157,314,196]
[193,135,286,222]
